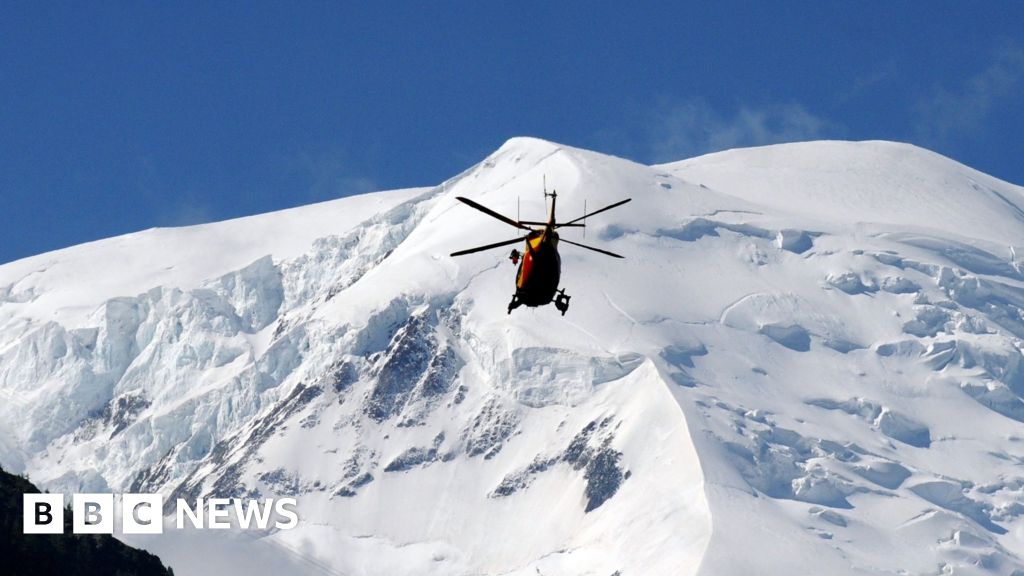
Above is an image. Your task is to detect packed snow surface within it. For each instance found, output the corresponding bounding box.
[4,137,1024,575]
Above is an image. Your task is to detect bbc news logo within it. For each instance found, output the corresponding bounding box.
[23,493,298,535]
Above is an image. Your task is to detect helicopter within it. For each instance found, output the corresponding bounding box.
[449,185,631,315]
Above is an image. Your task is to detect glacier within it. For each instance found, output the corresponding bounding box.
[3,137,1024,574]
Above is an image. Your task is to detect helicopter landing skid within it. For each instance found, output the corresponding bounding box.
[507,294,522,315]
[554,289,571,316]
[506,290,571,315]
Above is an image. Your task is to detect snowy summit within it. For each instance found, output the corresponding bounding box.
[3,137,1024,575]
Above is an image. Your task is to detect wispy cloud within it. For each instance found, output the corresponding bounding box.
[834,59,901,106]
[914,40,1024,145]
[648,99,836,163]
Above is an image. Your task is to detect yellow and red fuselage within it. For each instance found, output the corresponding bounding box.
[514,193,562,307]
[514,228,561,306]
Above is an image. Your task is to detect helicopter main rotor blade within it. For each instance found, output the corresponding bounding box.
[456,197,532,231]
[450,236,525,257]
[556,198,632,228]
[560,238,625,258]
[518,220,585,227]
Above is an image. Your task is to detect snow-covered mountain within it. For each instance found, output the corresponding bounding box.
[4,137,1024,575]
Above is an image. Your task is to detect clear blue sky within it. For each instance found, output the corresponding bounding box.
[2,2,1022,265]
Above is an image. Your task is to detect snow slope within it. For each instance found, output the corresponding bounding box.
[4,137,1024,575]
[663,140,1024,246]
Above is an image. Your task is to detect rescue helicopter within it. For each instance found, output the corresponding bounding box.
[449,184,631,315]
